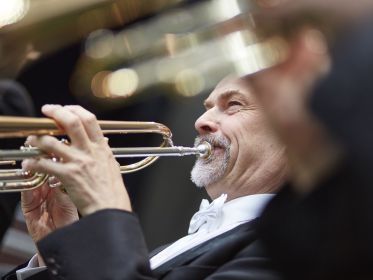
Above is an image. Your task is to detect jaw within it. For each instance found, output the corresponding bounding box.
[203,163,237,200]
[191,149,230,192]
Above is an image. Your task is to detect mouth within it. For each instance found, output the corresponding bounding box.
[211,144,224,152]
[197,141,225,159]
[195,135,230,161]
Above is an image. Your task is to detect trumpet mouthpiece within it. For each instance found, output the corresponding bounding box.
[196,141,212,159]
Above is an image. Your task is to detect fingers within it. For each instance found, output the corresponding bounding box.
[42,105,104,144]
[25,135,77,162]
[48,176,63,188]
[63,105,104,143]
[41,105,90,149]
[22,157,68,181]
[22,157,77,199]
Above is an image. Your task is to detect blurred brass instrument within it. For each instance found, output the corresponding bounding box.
[72,0,291,103]
[0,0,339,94]
[0,0,187,78]
[0,0,294,96]
[0,116,211,192]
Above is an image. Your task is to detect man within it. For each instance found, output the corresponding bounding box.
[3,76,287,280]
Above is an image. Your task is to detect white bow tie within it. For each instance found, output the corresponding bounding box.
[188,193,227,234]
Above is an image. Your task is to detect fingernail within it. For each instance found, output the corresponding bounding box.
[42,104,60,112]
[24,135,35,146]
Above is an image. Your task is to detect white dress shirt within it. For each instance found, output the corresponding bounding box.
[16,193,274,279]
[150,193,274,269]
[16,254,44,280]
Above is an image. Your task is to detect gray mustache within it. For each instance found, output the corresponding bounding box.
[194,134,230,149]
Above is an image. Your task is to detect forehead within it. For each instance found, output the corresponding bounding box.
[205,76,254,104]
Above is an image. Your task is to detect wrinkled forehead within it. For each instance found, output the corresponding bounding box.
[206,76,254,102]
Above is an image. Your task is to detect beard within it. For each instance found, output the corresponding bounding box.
[190,134,230,188]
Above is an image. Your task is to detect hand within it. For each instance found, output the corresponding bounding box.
[22,105,132,216]
[255,0,373,22]
[246,28,342,193]
[21,181,78,265]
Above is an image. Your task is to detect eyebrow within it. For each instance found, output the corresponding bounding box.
[204,90,246,109]
[220,90,244,101]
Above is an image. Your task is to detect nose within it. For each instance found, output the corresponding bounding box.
[195,110,219,135]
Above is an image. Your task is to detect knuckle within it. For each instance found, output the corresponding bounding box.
[66,163,80,177]
[39,136,57,150]
[83,113,97,125]
[76,156,94,171]
[64,115,80,129]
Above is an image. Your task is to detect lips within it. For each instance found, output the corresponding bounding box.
[200,141,225,156]
[195,135,230,159]
[212,145,225,155]
[211,143,223,150]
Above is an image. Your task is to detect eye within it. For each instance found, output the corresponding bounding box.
[227,100,242,107]
[225,100,243,114]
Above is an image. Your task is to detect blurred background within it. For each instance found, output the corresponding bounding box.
[0,0,286,274]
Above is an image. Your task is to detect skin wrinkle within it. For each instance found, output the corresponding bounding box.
[230,149,287,199]
[224,118,266,193]
[192,76,288,201]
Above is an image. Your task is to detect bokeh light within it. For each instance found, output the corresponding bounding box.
[106,68,139,97]
[0,0,29,28]
[175,68,205,97]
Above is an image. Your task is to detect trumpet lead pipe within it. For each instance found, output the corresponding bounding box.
[112,142,211,158]
[0,142,212,161]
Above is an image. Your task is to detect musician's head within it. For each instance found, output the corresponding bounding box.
[0,80,35,116]
[191,75,288,200]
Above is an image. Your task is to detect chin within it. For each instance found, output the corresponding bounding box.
[190,156,228,188]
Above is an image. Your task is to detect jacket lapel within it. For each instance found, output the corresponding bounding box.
[152,219,258,277]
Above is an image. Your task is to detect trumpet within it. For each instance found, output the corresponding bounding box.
[0,116,211,192]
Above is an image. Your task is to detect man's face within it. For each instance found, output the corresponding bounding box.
[191,76,285,198]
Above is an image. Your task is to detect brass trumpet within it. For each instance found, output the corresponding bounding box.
[0,116,211,192]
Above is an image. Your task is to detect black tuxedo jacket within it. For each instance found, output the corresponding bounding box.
[3,210,280,280]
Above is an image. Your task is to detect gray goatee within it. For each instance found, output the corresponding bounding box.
[190,134,230,188]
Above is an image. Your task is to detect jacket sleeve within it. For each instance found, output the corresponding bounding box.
[36,209,280,280]
[37,209,153,280]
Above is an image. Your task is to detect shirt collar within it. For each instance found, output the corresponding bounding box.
[220,193,275,228]
[188,193,275,234]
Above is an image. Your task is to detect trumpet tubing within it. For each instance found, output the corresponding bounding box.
[0,116,211,192]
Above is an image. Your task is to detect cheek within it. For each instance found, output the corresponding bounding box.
[235,121,271,158]
[220,114,267,157]
[242,127,281,162]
